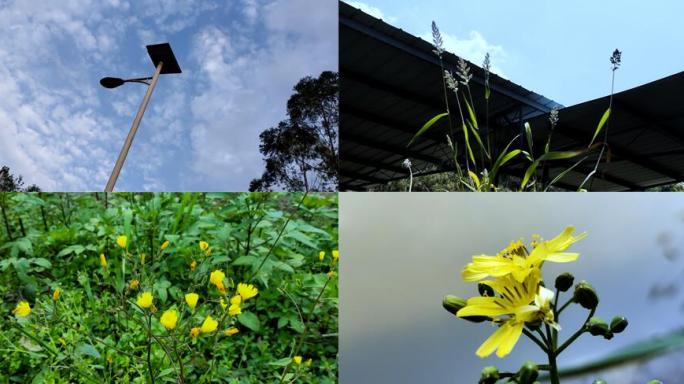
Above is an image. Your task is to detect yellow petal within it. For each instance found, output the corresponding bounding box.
[543,252,579,263]
[495,322,524,358]
[476,322,510,358]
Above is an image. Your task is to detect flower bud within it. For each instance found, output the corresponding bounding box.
[478,282,494,297]
[647,381,663,384]
[442,295,487,322]
[517,361,538,384]
[555,272,574,292]
[587,316,609,337]
[610,316,628,333]
[573,281,599,309]
[592,380,607,384]
[478,366,499,384]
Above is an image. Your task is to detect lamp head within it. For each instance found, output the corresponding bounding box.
[100,77,125,89]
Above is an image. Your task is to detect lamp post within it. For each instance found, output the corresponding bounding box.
[101,43,182,192]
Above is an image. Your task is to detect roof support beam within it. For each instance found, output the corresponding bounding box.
[342,132,444,166]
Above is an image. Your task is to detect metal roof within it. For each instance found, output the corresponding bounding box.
[339,1,684,191]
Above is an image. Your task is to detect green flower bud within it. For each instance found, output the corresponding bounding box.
[478,282,494,297]
[592,380,608,384]
[574,281,599,309]
[555,272,574,292]
[587,316,609,336]
[647,380,663,384]
[442,295,488,323]
[610,316,628,333]
[517,361,538,384]
[478,366,499,384]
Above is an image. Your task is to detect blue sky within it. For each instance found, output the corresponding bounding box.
[0,0,337,191]
[347,0,684,107]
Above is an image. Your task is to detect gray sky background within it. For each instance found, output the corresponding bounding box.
[0,0,337,191]
[340,193,684,383]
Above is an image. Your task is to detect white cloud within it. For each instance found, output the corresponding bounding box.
[420,30,507,78]
[346,1,396,22]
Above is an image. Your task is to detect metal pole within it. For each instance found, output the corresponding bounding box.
[104,61,164,192]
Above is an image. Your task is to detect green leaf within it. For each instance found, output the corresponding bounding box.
[589,108,611,146]
[57,245,85,258]
[461,123,476,165]
[545,157,586,191]
[464,98,479,130]
[238,312,260,332]
[489,135,520,180]
[407,112,449,147]
[233,255,258,266]
[76,343,101,359]
[31,258,52,269]
[268,358,292,367]
[520,150,585,190]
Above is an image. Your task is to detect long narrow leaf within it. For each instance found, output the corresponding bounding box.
[467,121,490,159]
[464,98,479,130]
[408,112,449,147]
[520,150,585,190]
[490,135,520,179]
[468,170,481,190]
[544,157,587,191]
[462,123,476,165]
[589,108,611,146]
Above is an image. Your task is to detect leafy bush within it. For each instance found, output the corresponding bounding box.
[0,192,338,383]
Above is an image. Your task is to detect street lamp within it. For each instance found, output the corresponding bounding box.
[100,42,182,192]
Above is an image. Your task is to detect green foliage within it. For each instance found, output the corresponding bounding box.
[0,192,338,383]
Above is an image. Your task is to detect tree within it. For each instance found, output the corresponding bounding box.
[250,71,338,191]
[0,165,41,192]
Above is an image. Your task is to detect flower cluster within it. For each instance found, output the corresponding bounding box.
[444,226,634,384]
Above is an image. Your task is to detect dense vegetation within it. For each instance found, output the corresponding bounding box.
[0,192,338,383]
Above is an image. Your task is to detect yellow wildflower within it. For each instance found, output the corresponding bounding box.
[462,226,586,283]
[116,235,127,248]
[457,272,556,358]
[332,249,339,263]
[160,309,178,330]
[199,241,209,251]
[13,301,31,317]
[220,298,228,310]
[185,293,199,310]
[100,253,107,267]
[190,327,201,338]
[136,291,154,309]
[327,271,336,278]
[229,303,241,316]
[230,295,242,306]
[52,289,61,301]
[319,251,325,261]
[160,240,170,251]
[129,279,140,290]
[200,316,218,333]
[209,270,225,288]
[224,327,239,336]
[293,356,303,365]
[190,260,197,271]
[140,253,146,264]
[237,283,258,301]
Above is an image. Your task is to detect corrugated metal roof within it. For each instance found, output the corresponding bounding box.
[339,0,684,191]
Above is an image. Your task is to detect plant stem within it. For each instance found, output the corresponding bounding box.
[147,314,155,384]
[522,329,548,353]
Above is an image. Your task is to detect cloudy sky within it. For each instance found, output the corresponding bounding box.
[347,0,684,107]
[0,0,337,191]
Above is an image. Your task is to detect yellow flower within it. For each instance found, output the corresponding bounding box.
[160,240,170,251]
[462,226,586,283]
[190,327,200,338]
[59,337,66,346]
[140,253,146,264]
[293,356,303,365]
[319,251,325,261]
[200,316,218,333]
[332,249,339,263]
[230,295,242,306]
[13,301,31,317]
[116,235,128,249]
[160,309,178,330]
[129,279,140,290]
[136,291,154,309]
[224,327,239,336]
[209,270,225,288]
[457,273,556,358]
[100,253,107,267]
[52,289,61,301]
[220,298,228,310]
[185,293,199,310]
[237,283,258,301]
[229,303,242,316]
[199,241,209,251]
[190,260,197,271]
[327,271,336,278]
